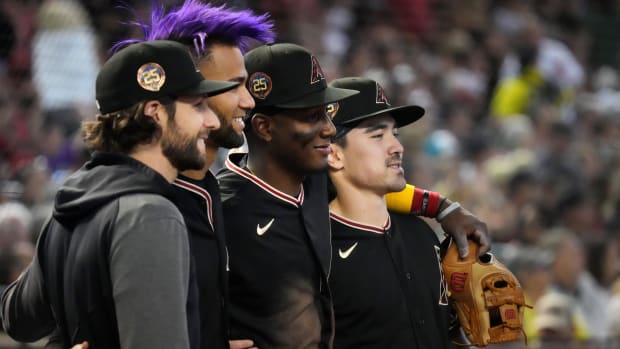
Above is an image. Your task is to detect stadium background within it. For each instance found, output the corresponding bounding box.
[1,0,620,348]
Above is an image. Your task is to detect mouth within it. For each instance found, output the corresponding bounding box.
[387,161,403,172]
[198,132,210,145]
[232,115,245,130]
[314,144,332,156]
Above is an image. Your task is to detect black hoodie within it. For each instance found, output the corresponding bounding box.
[1,152,197,349]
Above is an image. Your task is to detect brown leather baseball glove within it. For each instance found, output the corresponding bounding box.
[441,238,527,347]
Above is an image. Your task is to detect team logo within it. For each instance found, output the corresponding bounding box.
[450,272,468,292]
[326,102,339,119]
[310,55,325,84]
[376,82,390,105]
[249,72,272,100]
[137,63,166,92]
[256,218,275,236]
[338,242,358,259]
[435,246,449,305]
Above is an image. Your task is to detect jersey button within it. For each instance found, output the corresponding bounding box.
[405,272,412,280]
[418,319,425,326]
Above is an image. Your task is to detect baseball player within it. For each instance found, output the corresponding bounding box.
[217,43,489,348]
[113,2,275,348]
[326,77,450,348]
[0,40,238,348]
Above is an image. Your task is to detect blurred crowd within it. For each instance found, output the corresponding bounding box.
[1,0,620,347]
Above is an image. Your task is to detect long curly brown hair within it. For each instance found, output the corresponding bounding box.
[82,100,176,154]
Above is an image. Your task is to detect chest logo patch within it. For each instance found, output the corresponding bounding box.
[338,242,358,259]
[256,218,275,236]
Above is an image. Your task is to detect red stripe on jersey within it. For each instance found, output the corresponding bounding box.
[225,158,303,207]
[329,211,391,234]
[173,178,215,232]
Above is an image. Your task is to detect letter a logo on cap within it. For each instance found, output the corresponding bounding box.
[376,82,389,105]
[310,56,325,84]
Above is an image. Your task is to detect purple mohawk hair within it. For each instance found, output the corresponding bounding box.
[112,0,275,55]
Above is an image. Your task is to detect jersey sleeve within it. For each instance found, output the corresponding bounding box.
[385,184,441,218]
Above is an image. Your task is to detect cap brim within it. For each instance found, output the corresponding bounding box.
[341,105,425,128]
[275,86,359,108]
[179,80,239,97]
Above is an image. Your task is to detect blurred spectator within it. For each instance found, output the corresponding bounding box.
[32,0,99,112]
[540,228,606,341]
[534,291,578,345]
[508,245,553,343]
[0,201,32,251]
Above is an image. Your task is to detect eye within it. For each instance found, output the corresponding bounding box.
[393,129,400,137]
[371,132,384,139]
[193,99,208,110]
[310,111,325,122]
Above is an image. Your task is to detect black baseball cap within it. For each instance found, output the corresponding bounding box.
[245,43,358,109]
[328,77,424,135]
[96,40,239,114]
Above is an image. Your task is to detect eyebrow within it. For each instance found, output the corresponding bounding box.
[229,76,246,83]
[362,122,391,133]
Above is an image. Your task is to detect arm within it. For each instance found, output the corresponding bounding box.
[1,244,55,341]
[385,184,490,258]
[110,195,191,349]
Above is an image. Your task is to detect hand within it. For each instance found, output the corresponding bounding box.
[440,205,490,258]
[71,342,88,349]
[229,339,258,349]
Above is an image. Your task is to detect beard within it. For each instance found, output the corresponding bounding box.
[208,106,245,148]
[161,120,205,172]
[209,122,244,149]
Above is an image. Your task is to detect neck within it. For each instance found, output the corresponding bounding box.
[246,150,304,197]
[181,143,218,180]
[129,144,177,183]
[329,180,389,227]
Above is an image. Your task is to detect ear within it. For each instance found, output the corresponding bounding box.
[328,143,345,171]
[143,100,163,123]
[250,113,272,142]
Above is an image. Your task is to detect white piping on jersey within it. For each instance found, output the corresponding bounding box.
[225,158,304,207]
[329,211,391,235]
[173,178,215,232]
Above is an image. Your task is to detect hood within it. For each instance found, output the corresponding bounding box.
[53,152,173,227]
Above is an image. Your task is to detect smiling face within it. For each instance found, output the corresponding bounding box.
[330,114,406,195]
[160,95,220,171]
[198,44,255,149]
[267,105,336,175]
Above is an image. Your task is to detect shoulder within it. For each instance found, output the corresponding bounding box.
[216,159,250,205]
[389,211,441,244]
[116,193,183,224]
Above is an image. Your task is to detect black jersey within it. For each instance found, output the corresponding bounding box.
[217,153,333,349]
[171,172,229,349]
[328,211,450,349]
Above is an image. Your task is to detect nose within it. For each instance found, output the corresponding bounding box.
[239,85,256,111]
[203,106,220,131]
[388,132,404,155]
